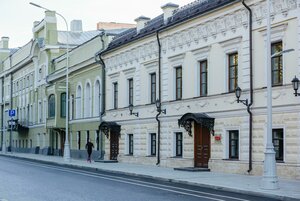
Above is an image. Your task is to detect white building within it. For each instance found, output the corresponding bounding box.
[98,0,300,179]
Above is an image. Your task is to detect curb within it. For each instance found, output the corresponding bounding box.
[1,154,298,201]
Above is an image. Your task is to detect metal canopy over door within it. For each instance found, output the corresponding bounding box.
[194,123,210,168]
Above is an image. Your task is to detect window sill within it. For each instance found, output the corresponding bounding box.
[124,154,133,156]
[170,156,183,158]
[146,155,156,157]
[223,158,239,161]
[276,160,284,163]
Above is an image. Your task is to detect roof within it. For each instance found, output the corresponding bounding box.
[58,28,127,46]
[105,0,240,52]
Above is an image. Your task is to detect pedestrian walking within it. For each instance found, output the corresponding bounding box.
[85,138,94,163]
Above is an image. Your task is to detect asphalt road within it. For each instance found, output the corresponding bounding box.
[0,156,280,201]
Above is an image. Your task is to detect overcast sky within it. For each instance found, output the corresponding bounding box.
[1,0,194,48]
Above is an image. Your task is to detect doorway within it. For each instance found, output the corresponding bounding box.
[194,123,210,168]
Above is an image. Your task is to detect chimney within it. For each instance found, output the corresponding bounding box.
[70,20,83,32]
[135,16,150,34]
[161,3,179,24]
[0,37,9,49]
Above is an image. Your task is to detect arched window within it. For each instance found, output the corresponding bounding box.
[76,85,82,119]
[84,82,92,118]
[61,93,66,117]
[48,94,55,118]
[94,80,100,117]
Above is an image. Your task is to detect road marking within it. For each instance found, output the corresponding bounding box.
[2,157,251,201]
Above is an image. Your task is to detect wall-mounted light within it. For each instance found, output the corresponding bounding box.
[155,99,166,114]
[129,104,139,117]
[291,76,300,96]
[235,86,249,106]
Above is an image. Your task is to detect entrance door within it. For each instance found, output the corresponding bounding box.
[110,132,119,160]
[60,131,65,156]
[194,123,210,168]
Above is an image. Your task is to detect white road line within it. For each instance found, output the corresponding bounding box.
[3,157,251,201]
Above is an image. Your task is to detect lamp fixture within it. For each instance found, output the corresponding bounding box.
[155,99,166,114]
[291,76,300,96]
[235,86,249,107]
[129,104,139,117]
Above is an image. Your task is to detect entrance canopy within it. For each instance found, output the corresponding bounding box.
[99,121,121,139]
[178,113,215,136]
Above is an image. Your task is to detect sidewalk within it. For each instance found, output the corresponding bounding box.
[1,152,300,201]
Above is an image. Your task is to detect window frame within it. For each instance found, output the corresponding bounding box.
[175,66,182,100]
[150,133,156,156]
[48,94,55,118]
[271,41,283,86]
[175,132,183,157]
[128,134,133,155]
[272,128,284,162]
[229,130,239,159]
[228,53,238,93]
[60,93,66,118]
[199,60,208,97]
[113,82,118,109]
[150,73,156,104]
[128,78,133,105]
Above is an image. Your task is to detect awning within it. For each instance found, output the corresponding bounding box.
[178,113,215,136]
[99,121,121,138]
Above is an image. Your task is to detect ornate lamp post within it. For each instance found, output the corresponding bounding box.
[30,2,71,162]
[291,76,300,96]
[155,99,166,114]
[128,104,139,117]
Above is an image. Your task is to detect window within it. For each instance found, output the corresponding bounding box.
[96,130,100,151]
[76,85,82,119]
[61,93,66,118]
[200,60,208,96]
[128,79,133,105]
[128,134,133,155]
[272,129,284,161]
[84,82,92,118]
[48,94,55,118]
[150,73,156,104]
[271,42,283,86]
[229,130,239,159]
[71,95,74,120]
[150,133,156,156]
[228,53,238,92]
[94,80,101,117]
[175,67,182,100]
[113,82,118,109]
[175,132,182,157]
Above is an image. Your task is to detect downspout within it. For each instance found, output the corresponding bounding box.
[94,31,106,159]
[242,0,253,174]
[156,30,162,165]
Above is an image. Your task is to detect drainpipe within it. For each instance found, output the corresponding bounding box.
[156,30,162,165]
[242,0,253,174]
[1,77,5,153]
[94,31,106,159]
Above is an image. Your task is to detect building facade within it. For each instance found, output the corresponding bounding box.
[0,11,123,160]
[99,0,300,179]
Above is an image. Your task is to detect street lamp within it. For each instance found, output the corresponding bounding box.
[30,2,71,162]
[155,99,166,114]
[291,76,300,96]
[261,0,278,190]
[235,86,249,106]
[128,104,139,117]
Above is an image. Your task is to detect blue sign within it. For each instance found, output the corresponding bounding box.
[9,109,16,117]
